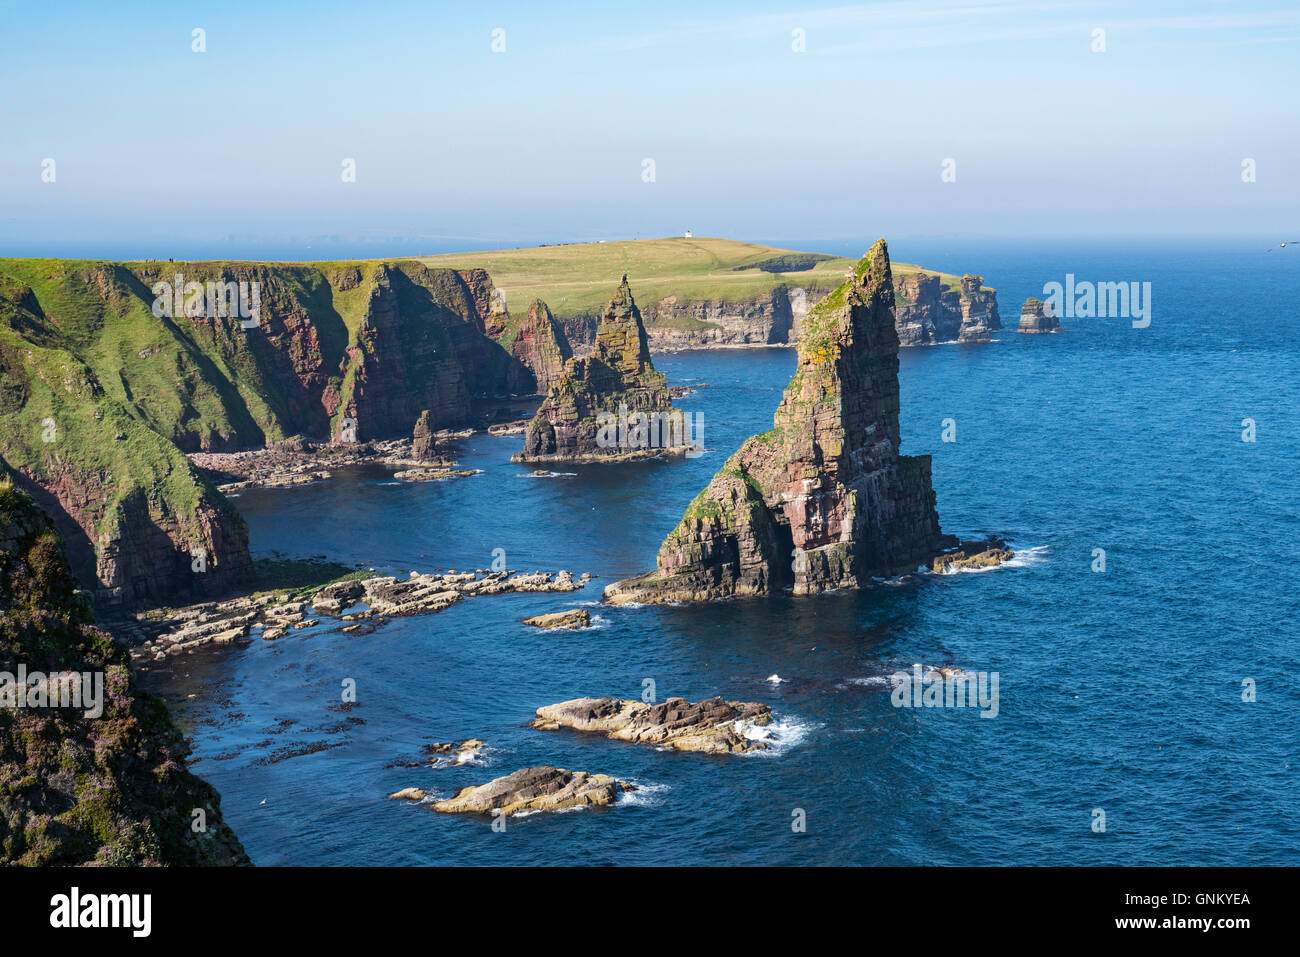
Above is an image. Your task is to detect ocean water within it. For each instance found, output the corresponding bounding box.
[151,242,1300,865]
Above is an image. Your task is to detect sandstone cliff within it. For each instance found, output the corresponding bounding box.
[0,480,249,865]
[605,240,954,604]
[0,258,545,606]
[494,299,573,393]
[893,272,1002,344]
[563,274,1000,351]
[515,277,692,463]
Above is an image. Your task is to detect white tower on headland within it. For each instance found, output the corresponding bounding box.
[684,229,693,238]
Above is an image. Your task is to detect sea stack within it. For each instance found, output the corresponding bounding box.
[1018,297,1062,334]
[513,276,694,463]
[604,239,956,604]
[955,274,1001,341]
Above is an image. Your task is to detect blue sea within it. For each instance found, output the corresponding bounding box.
[150,240,1300,865]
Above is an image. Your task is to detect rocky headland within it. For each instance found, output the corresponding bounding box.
[0,480,248,864]
[605,239,980,605]
[531,695,775,754]
[514,276,696,464]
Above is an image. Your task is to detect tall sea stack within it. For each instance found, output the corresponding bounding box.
[605,239,954,603]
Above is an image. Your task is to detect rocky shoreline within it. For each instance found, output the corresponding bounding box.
[121,567,591,668]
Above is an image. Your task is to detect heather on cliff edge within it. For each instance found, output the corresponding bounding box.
[0,479,248,865]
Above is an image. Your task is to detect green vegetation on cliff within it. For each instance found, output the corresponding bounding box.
[0,479,249,865]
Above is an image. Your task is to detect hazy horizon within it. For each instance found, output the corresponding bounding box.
[2,0,1297,249]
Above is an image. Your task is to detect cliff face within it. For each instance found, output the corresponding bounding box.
[0,480,249,865]
[497,299,573,393]
[0,258,545,607]
[516,277,688,463]
[562,274,1001,352]
[1018,297,1062,334]
[893,272,1002,344]
[605,240,953,604]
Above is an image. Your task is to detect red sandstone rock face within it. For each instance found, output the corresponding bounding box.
[605,240,955,604]
[1,259,534,607]
[505,300,572,393]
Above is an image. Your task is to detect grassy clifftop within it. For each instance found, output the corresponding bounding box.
[419,236,968,324]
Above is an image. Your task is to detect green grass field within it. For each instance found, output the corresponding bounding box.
[418,237,966,322]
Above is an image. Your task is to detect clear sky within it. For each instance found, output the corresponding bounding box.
[1,0,1297,252]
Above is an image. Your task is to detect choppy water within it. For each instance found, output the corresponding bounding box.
[153,241,1300,865]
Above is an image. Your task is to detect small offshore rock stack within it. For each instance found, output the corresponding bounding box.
[1018,297,1062,334]
[409,410,439,461]
[604,239,957,604]
[514,276,692,463]
[893,272,1002,344]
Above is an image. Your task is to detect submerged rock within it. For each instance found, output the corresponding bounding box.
[514,276,694,464]
[531,695,774,753]
[932,538,1014,573]
[522,609,591,629]
[1018,297,1062,334]
[604,240,957,604]
[432,766,629,816]
[387,787,427,801]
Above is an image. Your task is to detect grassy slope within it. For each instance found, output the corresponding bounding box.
[417,236,968,323]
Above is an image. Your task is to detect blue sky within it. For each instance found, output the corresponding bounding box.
[1,0,1297,252]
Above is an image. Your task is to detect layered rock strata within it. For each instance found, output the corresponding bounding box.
[604,240,954,604]
[893,272,1002,344]
[1018,297,1062,334]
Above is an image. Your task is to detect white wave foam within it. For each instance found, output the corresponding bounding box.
[766,674,785,685]
[932,543,1050,575]
[516,471,577,479]
[618,781,670,807]
[733,714,817,755]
